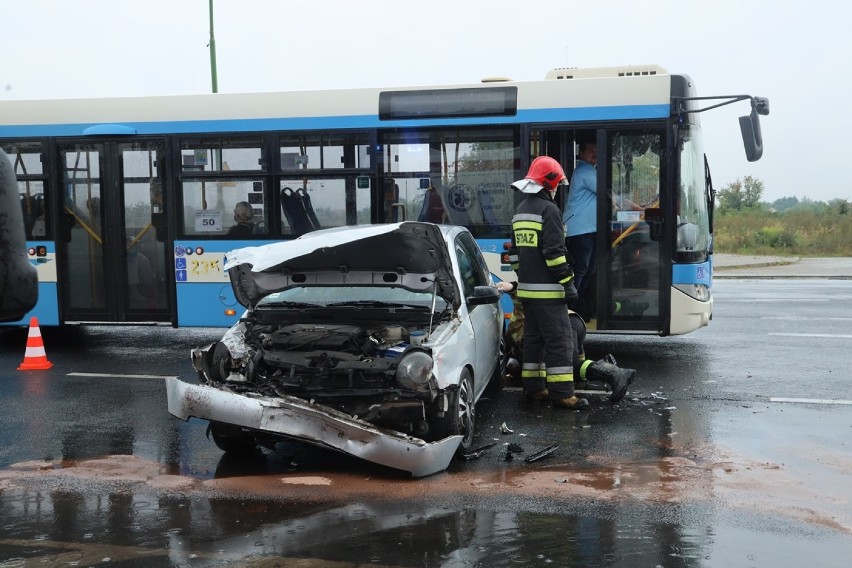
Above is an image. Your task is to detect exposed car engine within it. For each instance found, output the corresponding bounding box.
[193,320,441,431]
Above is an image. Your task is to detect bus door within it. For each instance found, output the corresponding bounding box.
[595,129,666,333]
[57,141,171,323]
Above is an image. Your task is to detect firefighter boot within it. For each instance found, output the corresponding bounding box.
[551,382,590,410]
[585,359,635,404]
[523,366,548,402]
[526,389,549,402]
[576,355,617,389]
[553,395,590,410]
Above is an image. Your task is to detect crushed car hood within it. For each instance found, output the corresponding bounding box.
[225,222,459,309]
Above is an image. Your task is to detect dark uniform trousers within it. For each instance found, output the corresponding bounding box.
[520,300,574,399]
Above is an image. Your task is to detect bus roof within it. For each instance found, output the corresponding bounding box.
[0,66,675,137]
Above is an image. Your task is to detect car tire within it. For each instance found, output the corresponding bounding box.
[208,421,256,455]
[430,368,475,454]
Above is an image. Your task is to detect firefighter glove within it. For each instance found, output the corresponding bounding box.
[563,281,578,304]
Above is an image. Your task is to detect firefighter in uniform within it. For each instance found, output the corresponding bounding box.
[497,280,636,404]
[507,156,588,409]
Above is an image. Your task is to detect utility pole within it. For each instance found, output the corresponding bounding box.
[208,0,218,93]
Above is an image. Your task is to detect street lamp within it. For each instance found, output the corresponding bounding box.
[208,0,218,93]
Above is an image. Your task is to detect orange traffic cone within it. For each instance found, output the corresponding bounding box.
[18,317,54,371]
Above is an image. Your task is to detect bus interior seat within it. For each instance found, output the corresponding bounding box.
[281,187,321,236]
[677,221,699,251]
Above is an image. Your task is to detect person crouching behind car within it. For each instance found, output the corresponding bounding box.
[507,156,587,410]
[497,280,635,404]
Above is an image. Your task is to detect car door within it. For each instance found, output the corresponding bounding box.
[454,232,501,399]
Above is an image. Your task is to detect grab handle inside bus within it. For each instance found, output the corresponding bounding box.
[643,208,664,241]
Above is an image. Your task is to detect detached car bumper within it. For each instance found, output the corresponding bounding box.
[165,377,461,478]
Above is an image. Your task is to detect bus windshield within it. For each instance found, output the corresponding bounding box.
[677,126,711,263]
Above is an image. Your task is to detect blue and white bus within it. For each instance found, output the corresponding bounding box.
[0,64,767,334]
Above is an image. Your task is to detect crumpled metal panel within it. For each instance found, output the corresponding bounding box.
[226,222,459,310]
[165,377,461,478]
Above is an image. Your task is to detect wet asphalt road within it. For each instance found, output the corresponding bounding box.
[0,275,851,566]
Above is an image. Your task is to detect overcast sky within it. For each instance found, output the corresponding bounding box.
[2,0,847,203]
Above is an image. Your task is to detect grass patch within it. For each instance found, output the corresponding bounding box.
[714,208,852,256]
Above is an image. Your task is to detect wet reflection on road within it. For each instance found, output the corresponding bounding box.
[1,391,849,568]
[1,322,851,566]
[0,484,758,567]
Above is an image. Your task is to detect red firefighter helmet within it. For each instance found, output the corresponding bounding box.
[526,156,566,190]
[512,156,567,193]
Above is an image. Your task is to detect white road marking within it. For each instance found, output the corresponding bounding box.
[768,333,852,339]
[722,298,829,302]
[66,372,178,380]
[761,316,852,321]
[770,397,852,406]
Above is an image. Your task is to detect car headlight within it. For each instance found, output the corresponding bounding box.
[395,350,434,391]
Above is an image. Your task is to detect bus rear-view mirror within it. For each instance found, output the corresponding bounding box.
[740,97,769,162]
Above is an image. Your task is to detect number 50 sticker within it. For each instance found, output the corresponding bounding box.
[195,211,223,232]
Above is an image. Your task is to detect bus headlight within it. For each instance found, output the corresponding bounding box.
[396,351,433,391]
[674,283,711,302]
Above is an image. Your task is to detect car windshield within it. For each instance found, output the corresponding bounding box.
[257,286,447,311]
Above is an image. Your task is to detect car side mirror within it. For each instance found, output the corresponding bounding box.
[467,285,500,306]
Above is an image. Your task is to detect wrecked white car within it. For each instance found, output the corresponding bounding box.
[166,222,506,477]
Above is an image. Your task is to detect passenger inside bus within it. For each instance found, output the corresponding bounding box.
[417,181,448,223]
[383,179,400,222]
[127,239,157,308]
[228,201,255,236]
[20,194,46,239]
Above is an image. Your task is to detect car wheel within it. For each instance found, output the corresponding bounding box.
[430,368,476,454]
[207,421,256,455]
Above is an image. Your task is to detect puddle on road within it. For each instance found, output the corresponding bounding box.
[1,447,850,566]
[0,493,700,566]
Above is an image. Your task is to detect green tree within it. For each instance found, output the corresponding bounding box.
[717,179,744,210]
[829,198,850,215]
[772,196,799,212]
[742,175,764,208]
[718,176,765,210]
[798,196,829,213]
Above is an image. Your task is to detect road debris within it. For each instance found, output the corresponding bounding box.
[504,442,524,461]
[459,442,499,460]
[524,444,559,464]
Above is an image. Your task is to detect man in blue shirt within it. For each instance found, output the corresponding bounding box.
[562,140,598,313]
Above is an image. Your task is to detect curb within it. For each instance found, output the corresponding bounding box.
[714,259,800,271]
